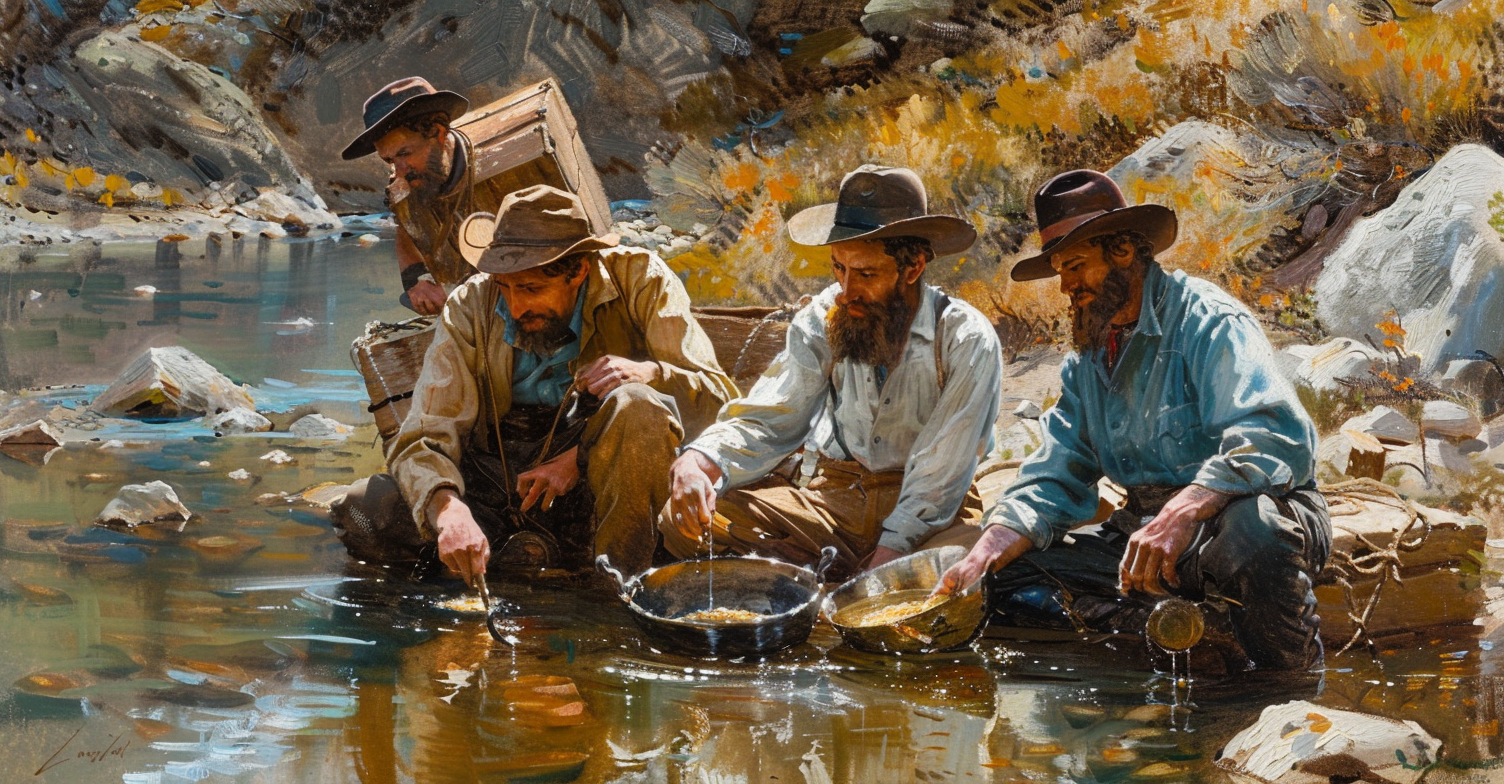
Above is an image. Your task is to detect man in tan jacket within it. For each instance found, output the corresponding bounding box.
[332,185,737,580]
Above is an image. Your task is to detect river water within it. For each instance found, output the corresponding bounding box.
[0,236,1499,783]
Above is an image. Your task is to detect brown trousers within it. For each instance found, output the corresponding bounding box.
[332,383,681,576]
[658,458,984,581]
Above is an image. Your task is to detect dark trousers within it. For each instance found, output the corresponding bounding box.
[989,485,1330,671]
[331,383,682,576]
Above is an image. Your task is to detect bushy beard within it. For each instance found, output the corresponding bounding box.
[404,142,451,198]
[1070,264,1135,353]
[827,287,916,367]
[513,313,574,354]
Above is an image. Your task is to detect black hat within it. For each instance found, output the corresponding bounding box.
[340,77,469,161]
[1010,169,1177,281]
[786,165,977,256]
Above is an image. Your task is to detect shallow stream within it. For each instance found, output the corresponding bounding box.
[0,237,1499,783]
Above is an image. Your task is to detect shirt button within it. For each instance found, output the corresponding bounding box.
[884,398,891,405]
[873,436,882,444]
[1111,421,1122,430]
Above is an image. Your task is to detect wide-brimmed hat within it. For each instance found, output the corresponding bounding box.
[1010,169,1177,281]
[786,165,977,256]
[340,77,470,161]
[458,185,619,275]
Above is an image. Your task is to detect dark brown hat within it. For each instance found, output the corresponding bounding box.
[1010,169,1177,282]
[786,165,977,256]
[457,185,619,275]
[341,77,470,161]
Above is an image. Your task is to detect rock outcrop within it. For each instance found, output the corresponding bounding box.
[1315,144,1504,374]
[92,347,255,420]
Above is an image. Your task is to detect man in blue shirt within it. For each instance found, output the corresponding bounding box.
[937,170,1331,671]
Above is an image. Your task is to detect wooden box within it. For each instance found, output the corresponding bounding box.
[455,79,611,233]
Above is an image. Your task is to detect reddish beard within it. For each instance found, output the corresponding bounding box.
[827,286,916,367]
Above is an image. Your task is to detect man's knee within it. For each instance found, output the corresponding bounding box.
[597,382,676,427]
[330,473,428,564]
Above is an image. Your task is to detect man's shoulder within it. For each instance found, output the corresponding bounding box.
[1162,268,1256,325]
[934,290,999,348]
[597,245,674,288]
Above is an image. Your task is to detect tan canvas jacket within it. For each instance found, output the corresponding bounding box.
[388,246,739,532]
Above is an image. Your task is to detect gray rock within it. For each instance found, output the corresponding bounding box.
[0,419,63,448]
[1341,405,1418,445]
[1277,338,1383,393]
[288,414,353,440]
[92,346,255,419]
[96,481,192,529]
[1439,359,1504,417]
[1316,430,1385,480]
[207,409,273,435]
[1316,144,1504,374]
[1012,400,1043,420]
[1217,700,1440,784]
[1421,400,1481,440]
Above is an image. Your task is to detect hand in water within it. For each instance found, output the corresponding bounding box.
[429,490,489,587]
[667,450,721,546]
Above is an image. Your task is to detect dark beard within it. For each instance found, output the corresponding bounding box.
[404,142,451,198]
[513,314,574,354]
[1070,264,1135,353]
[827,288,916,367]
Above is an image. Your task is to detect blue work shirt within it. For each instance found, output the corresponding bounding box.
[986,263,1318,550]
[497,285,586,408]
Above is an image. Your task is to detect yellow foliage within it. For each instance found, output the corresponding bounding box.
[25,129,38,144]
[105,174,129,192]
[139,25,172,42]
[135,0,185,12]
[99,192,114,208]
[71,167,95,188]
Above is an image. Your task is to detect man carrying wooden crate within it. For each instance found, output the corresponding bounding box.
[331,186,737,580]
[661,165,1004,581]
[342,77,512,315]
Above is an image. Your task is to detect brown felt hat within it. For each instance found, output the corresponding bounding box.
[458,185,618,275]
[786,165,977,256]
[1010,169,1177,281]
[341,77,470,161]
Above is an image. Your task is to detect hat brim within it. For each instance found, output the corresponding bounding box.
[458,213,620,274]
[785,203,978,257]
[1009,204,1177,282]
[340,91,470,160]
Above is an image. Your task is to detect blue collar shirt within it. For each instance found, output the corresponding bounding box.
[497,285,587,408]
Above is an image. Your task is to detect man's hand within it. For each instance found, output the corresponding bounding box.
[407,279,446,315]
[517,447,581,513]
[667,450,723,545]
[1118,484,1232,595]
[933,525,1032,597]
[866,545,904,571]
[428,488,489,586]
[577,355,660,397]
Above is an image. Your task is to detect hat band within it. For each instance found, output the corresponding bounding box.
[1038,209,1109,246]
[489,236,586,249]
[833,203,920,232]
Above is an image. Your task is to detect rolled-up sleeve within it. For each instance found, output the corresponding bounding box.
[388,287,486,535]
[623,252,739,439]
[1190,313,1316,496]
[686,303,831,491]
[878,312,1003,552]
[984,358,1106,550]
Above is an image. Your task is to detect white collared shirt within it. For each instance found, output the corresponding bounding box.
[688,283,1003,552]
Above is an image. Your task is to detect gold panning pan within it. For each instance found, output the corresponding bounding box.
[822,546,988,655]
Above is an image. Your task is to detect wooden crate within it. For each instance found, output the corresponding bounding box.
[456,79,611,234]
[692,306,789,391]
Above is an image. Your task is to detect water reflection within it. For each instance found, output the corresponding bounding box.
[0,238,1500,782]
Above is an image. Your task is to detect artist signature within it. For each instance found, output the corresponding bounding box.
[33,728,130,775]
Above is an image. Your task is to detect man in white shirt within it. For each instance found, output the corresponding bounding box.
[660,165,1003,579]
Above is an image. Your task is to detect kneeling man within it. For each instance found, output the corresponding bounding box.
[937,170,1331,671]
[663,165,1003,580]
[333,185,737,582]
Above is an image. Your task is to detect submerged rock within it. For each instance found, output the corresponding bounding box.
[288,414,353,440]
[207,408,273,435]
[96,481,192,530]
[1217,700,1440,784]
[92,347,254,420]
[0,419,65,464]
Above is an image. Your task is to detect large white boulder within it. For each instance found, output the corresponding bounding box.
[1217,700,1440,784]
[91,346,254,419]
[1315,144,1504,374]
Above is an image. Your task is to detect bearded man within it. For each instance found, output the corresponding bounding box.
[342,77,514,315]
[936,170,1331,672]
[661,165,1003,580]
[331,185,737,581]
